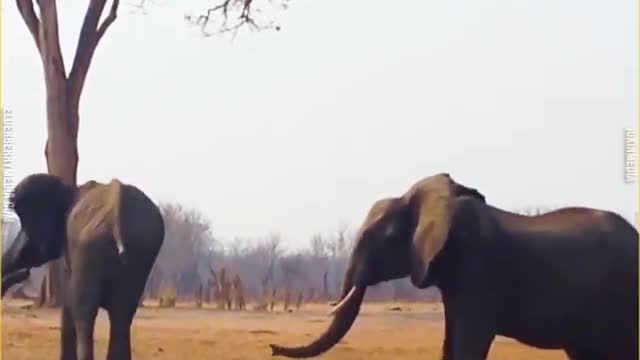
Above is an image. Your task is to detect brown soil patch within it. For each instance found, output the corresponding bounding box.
[2,301,566,359]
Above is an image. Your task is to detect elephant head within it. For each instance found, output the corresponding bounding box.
[269,173,485,358]
[1,174,76,296]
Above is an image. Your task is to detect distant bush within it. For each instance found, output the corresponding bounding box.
[158,285,177,308]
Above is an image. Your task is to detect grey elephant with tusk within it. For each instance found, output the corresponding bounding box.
[269,173,638,360]
[1,173,164,360]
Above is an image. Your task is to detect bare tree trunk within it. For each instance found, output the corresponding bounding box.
[36,276,47,307]
[43,107,79,307]
[322,271,329,299]
[295,291,303,311]
[16,0,121,307]
[195,284,203,308]
[39,0,79,308]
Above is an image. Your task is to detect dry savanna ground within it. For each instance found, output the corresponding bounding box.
[2,300,567,360]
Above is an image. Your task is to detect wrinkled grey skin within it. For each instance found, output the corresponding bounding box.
[270,173,638,360]
[2,174,164,360]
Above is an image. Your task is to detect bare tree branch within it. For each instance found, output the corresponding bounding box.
[185,0,290,38]
[15,0,41,54]
[97,0,120,41]
[68,0,120,107]
[36,0,66,77]
[35,0,69,144]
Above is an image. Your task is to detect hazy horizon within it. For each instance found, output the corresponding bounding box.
[2,0,638,248]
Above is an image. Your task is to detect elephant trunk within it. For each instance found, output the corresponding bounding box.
[2,230,30,274]
[2,269,30,297]
[269,266,366,358]
[1,230,31,296]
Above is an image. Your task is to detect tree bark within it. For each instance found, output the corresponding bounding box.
[43,106,79,307]
[37,0,77,308]
[16,0,120,307]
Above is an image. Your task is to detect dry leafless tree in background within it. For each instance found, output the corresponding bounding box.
[13,0,291,306]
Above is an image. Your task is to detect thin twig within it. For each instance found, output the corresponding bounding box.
[97,0,119,41]
[126,0,165,15]
[185,0,288,38]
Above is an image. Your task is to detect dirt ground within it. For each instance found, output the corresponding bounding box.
[2,300,567,360]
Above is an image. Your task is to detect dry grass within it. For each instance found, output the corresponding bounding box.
[2,300,566,360]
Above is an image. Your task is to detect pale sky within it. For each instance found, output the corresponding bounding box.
[2,0,638,249]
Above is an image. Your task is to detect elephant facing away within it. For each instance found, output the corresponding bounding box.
[270,173,638,360]
[2,174,165,360]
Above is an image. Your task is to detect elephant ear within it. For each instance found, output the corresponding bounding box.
[67,179,125,256]
[403,173,458,288]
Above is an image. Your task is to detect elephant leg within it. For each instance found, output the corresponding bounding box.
[444,296,495,360]
[448,316,494,360]
[60,305,77,360]
[564,348,606,360]
[105,299,136,360]
[105,259,156,360]
[69,259,102,360]
[441,308,453,360]
[106,313,132,360]
[72,303,99,360]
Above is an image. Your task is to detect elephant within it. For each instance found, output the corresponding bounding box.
[269,173,638,360]
[1,173,165,360]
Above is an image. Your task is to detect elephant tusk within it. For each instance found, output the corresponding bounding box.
[327,286,358,317]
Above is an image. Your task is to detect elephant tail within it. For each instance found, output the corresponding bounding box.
[109,180,126,258]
